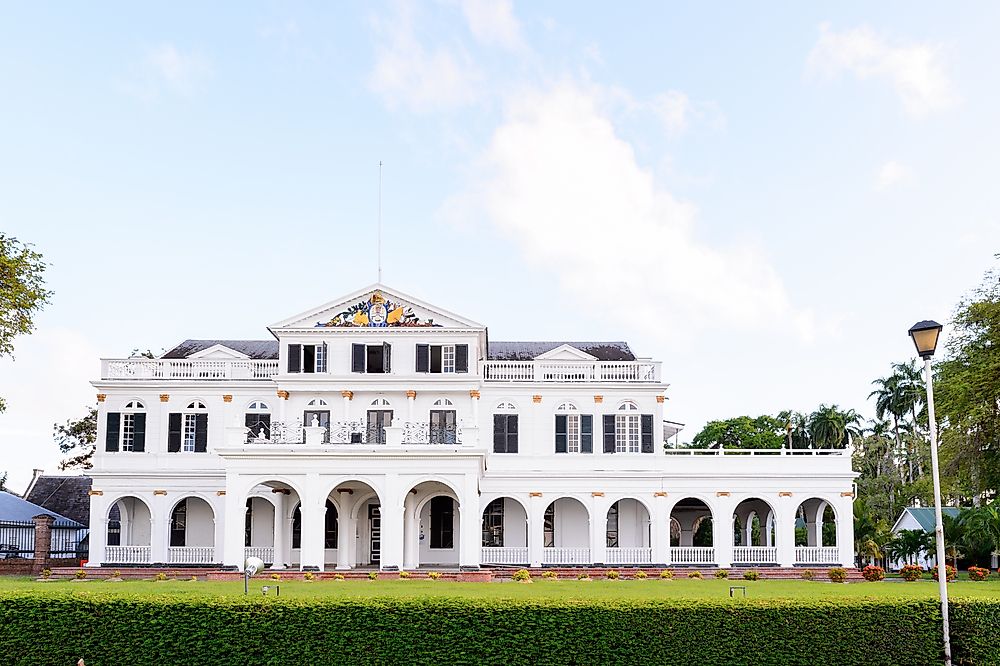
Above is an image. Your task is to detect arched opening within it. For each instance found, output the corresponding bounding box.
[542,497,590,565]
[105,496,151,564]
[290,498,339,567]
[168,496,217,564]
[244,480,302,569]
[669,498,714,565]
[480,497,528,565]
[606,498,652,564]
[794,498,840,565]
[405,480,461,568]
[731,498,777,565]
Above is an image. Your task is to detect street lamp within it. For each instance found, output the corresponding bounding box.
[908,319,950,666]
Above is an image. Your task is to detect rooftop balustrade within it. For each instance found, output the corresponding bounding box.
[101,358,278,380]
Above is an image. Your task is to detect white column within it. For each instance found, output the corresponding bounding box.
[299,474,325,571]
[150,493,168,565]
[222,478,246,570]
[652,496,669,565]
[271,492,286,569]
[336,492,355,570]
[590,496,608,565]
[713,498,732,568]
[342,391,353,422]
[470,390,480,423]
[379,474,403,570]
[528,494,544,567]
[212,496,224,565]
[458,474,480,569]
[403,493,418,569]
[277,391,287,423]
[406,391,416,421]
[836,498,854,567]
[87,493,108,567]
[776,501,796,567]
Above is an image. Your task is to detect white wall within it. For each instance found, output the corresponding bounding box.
[551,498,589,547]
[183,497,215,546]
[248,497,274,548]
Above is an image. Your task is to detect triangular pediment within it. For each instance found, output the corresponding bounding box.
[270,283,484,330]
[534,344,597,361]
[188,344,251,360]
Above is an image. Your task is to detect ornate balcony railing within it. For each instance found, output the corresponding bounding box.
[483,360,660,383]
[245,420,468,447]
[102,358,279,380]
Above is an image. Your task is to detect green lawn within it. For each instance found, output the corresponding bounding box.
[4,575,1000,602]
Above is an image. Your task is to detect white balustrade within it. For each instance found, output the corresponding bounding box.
[105,545,151,564]
[670,547,715,564]
[606,547,653,564]
[542,547,591,565]
[480,547,529,565]
[732,546,778,563]
[102,358,279,381]
[795,546,840,564]
[244,546,275,564]
[167,546,216,564]
[483,360,660,383]
[663,448,849,456]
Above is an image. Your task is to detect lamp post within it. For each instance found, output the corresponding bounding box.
[908,319,949,666]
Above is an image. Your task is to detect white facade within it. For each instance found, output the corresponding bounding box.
[87,284,856,571]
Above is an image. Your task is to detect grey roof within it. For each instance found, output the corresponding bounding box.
[487,341,636,361]
[24,476,92,525]
[162,340,279,360]
[0,491,84,527]
[899,507,962,533]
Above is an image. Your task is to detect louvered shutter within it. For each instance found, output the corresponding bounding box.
[415,344,430,372]
[507,414,518,453]
[133,413,146,452]
[555,415,567,453]
[167,413,182,452]
[194,413,208,452]
[455,344,469,373]
[603,415,616,453]
[351,344,365,373]
[493,414,505,453]
[581,415,593,453]
[641,414,654,453]
[383,342,392,373]
[287,344,301,373]
[105,412,120,452]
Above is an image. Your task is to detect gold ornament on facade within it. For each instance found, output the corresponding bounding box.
[222,394,233,403]
[532,395,542,404]
[159,394,170,402]
[96,394,107,403]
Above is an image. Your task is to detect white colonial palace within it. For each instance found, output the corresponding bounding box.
[87,284,855,571]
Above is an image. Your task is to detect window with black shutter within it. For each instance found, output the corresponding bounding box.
[415,344,430,372]
[555,414,567,453]
[105,412,120,452]
[288,343,326,373]
[419,344,468,373]
[287,344,301,373]
[493,414,518,453]
[641,414,654,453]
[603,415,616,453]
[352,343,365,372]
[581,414,593,453]
[132,413,146,452]
[194,413,208,452]
[167,413,182,452]
[455,344,468,373]
[352,343,391,373]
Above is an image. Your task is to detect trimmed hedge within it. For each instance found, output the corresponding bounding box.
[0,592,996,665]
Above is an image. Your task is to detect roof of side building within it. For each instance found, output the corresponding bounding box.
[486,341,636,361]
[23,475,92,525]
[0,491,84,527]
[161,340,279,359]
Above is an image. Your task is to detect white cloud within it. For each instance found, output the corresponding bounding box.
[457,0,524,51]
[369,2,482,112]
[441,83,812,341]
[874,160,911,191]
[807,23,956,117]
[121,43,211,101]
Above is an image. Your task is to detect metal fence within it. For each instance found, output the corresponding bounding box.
[50,526,85,558]
[0,521,34,559]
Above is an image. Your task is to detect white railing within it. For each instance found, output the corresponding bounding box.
[483,360,661,383]
[663,448,849,456]
[481,546,529,565]
[105,545,151,564]
[732,546,778,563]
[542,547,591,565]
[606,547,652,564]
[167,546,215,564]
[260,420,465,446]
[102,358,279,380]
[795,546,840,564]
[245,546,275,564]
[670,547,714,564]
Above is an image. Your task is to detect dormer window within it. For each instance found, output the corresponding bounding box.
[352,343,391,374]
[287,343,327,373]
[416,344,468,373]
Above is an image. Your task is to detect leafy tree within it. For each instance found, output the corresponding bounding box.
[0,470,7,492]
[54,406,97,470]
[777,410,811,448]
[0,234,52,412]
[808,405,862,449]
[691,415,785,449]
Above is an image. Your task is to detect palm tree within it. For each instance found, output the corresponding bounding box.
[777,410,810,449]
[869,373,907,472]
[807,405,860,449]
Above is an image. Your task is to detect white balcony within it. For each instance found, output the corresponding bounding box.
[481,546,529,565]
[101,358,278,381]
[483,360,661,383]
[244,546,275,564]
[167,546,216,564]
[105,545,151,564]
[795,546,840,564]
[670,547,714,564]
[732,546,778,564]
[542,547,591,565]
[236,419,478,448]
[606,547,652,564]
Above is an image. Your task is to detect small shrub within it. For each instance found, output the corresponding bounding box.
[74,569,87,580]
[512,569,531,582]
[40,568,51,579]
[742,570,759,581]
[862,565,885,582]
[303,572,315,581]
[634,570,648,579]
[828,567,848,583]
[541,571,558,579]
[270,573,281,581]
[576,573,591,581]
[929,564,957,582]
[398,571,411,579]
[968,566,990,581]
[189,575,198,582]
[154,572,167,582]
[428,571,442,580]
[714,569,729,579]
[368,571,378,581]
[112,570,121,579]
[800,569,815,580]
[333,573,345,581]
[605,570,620,580]
[899,564,923,581]
[688,571,703,579]
[659,570,674,580]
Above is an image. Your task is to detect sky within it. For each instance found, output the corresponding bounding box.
[1,2,998,491]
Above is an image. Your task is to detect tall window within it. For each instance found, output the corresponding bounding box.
[482,498,505,547]
[430,399,457,444]
[615,402,640,453]
[287,343,328,373]
[351,343,391,373]
[606,501,619,547]
[555,403,592,454]
[245,401,271,441]
[367,398,392,444]
[415,344,469,373]
[430,496,454,549]
[105,401,146,453]
[493,402,518,453]
[168,402,208,453]
[170,500,187,547]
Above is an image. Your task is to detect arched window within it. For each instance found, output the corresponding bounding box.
[247,401,269,411]
[174,401,208,453]
[433,398,454,406]
[307,399,328,407]
[555,403,589,454]
[170,500,187,547]
[495,401,516,411]
[555,402,578,412]
[617,401,639,411]
[371,398,390,407]
[186,401,207,410]
[120,400,146,452]
[615,402,641,453]
[124,400,145,410]
[245,401,271,441]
